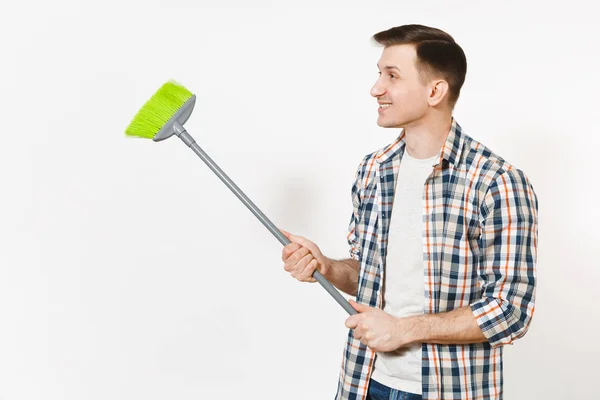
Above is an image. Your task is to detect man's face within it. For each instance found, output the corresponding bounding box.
[371,44,431,128]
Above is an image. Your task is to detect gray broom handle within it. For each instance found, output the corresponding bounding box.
[176,128,357,316]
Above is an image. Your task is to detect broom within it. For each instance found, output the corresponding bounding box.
[125,80,357,316]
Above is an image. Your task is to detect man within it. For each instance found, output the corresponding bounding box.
[281,24,538,400]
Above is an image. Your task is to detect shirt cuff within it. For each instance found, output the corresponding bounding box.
[470,298,517,348]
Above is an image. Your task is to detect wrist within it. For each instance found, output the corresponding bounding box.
[320,256,334,280]
[402,314,430,345]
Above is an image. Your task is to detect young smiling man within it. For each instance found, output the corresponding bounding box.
[281,24,538,400]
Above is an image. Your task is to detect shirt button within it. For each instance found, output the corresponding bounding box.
[425,215,429,222]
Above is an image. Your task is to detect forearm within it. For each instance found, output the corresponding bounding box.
[405,306,487,345]
[323,257,359,296]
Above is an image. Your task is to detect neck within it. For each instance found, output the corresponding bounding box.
[402,111,452,159]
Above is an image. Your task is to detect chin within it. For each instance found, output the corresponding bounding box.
[378,112,421,129]
[377,117,405,128]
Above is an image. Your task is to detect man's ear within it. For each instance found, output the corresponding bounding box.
[428,79,450,107]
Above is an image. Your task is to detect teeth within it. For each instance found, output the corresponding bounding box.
[379,104,392,108]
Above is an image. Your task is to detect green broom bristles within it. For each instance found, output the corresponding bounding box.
[125,80,193,139]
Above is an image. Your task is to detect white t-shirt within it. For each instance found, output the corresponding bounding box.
[370,149,439,395]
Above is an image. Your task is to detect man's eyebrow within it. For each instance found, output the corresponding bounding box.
[377,64,401,72]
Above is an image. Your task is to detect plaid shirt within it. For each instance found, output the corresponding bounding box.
[335,119,538,399]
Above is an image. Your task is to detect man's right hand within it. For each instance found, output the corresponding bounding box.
[280,229,330,283]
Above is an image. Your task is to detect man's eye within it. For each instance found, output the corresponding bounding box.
[377,72,396,79]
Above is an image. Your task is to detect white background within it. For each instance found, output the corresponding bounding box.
[1,0,598,399]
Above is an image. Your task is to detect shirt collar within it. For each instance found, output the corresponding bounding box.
[374,117,465,167]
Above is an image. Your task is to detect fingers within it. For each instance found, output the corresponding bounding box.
[281,230,323,259]
[286,250,310,274]
[283,246,309,269]
[298,238,323,259]
[290,253,317,282]
[282,247,320,283]
[344,314,385,351]
[280,230,322,283]
[348,299,370,313]
[281,242,302,262]
[345,316,358,329]
[353,323,368,340]
[297,258,318,281]
[281,245,307,274]
[350,322,370,345]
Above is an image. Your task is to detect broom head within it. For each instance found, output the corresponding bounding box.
[125,80,194,140]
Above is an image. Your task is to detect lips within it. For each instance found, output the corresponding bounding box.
[378,103,392,113]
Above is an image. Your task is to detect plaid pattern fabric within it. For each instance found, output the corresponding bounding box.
[336,119,538,399]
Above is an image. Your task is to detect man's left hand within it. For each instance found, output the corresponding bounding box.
[345,299,416,353]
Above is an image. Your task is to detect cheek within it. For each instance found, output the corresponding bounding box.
[392,84,426,106]
[403,85,429,110]
[408,82,430,102]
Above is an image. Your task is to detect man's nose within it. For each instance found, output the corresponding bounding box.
[370,82,384,98]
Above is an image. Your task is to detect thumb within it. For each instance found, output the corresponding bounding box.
[280,229,303,245]
[280,228,291,239]
[348,299,370,313]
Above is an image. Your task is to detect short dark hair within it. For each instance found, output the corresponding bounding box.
[372,24,467,107]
